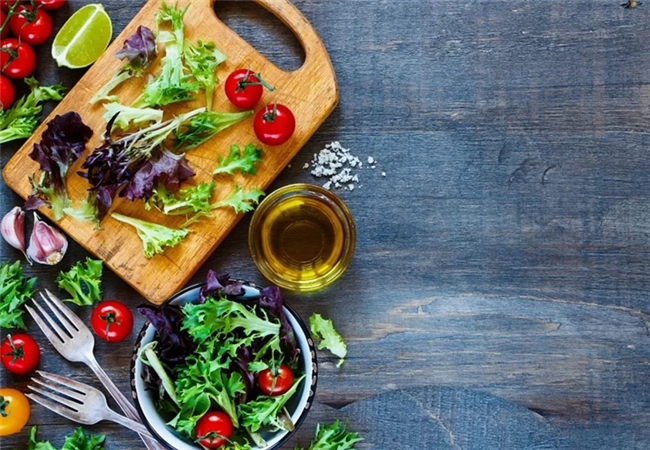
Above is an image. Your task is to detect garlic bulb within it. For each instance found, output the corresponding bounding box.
[1,206,29,263]
[27,213,68,265]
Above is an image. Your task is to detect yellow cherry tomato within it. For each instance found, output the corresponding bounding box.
[0,388,30,436]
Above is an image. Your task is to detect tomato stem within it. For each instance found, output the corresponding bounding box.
[0,1,20,39]
[0,396,8,417]
[262,102,278,122]
[2,335,25,363]
[236,68,275,93]
[197,431,231,446]
[100,312,120,341]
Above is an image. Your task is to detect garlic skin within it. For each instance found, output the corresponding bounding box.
[1,206,29,262]
[27,213,68,265]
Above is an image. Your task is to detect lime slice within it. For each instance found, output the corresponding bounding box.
[52,4,112,69]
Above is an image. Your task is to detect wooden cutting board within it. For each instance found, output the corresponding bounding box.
[2,0,338,304]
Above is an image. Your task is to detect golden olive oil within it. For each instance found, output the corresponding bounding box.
[258,195,345,285]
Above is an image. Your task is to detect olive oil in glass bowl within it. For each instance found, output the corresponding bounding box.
[249,184,356,291]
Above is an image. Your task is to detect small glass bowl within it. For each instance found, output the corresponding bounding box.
[249,183,356,291]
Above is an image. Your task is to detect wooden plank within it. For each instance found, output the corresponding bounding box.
[2,0,338,304]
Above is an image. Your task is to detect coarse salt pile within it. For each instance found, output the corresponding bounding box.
[307,141,364,191]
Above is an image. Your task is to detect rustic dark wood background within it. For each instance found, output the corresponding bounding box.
[3,0,650,449]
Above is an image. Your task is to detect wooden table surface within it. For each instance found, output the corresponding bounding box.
[3,1,650,449]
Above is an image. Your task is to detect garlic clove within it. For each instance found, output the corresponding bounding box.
[1,206,30,263]
[27,213,68,265]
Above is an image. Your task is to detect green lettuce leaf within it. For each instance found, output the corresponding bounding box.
[0,261,37,329]
[309,313,347,367]
[213,143,263,176]
[297,420,363,450]
[56,258,103,306]
[239,375,305,432]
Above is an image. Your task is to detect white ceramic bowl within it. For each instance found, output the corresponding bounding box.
[130,282,318,450]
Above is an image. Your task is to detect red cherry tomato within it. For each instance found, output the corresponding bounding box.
[90,300,134,342]
[257,364,294,396]
[0,74,14,110]
[0,10,9,38]
[0,1,19,13]
[9,6,53,45]
[253,103,295,146]
[195,411,233,449]
[0,38,36,79]
[1,334,40,375]
[36,0,67,10]
[224,68,274,109]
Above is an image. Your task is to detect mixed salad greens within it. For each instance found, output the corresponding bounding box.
[137,271,305,449]
[27,426,105,450]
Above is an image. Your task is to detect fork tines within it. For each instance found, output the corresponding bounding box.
[25,289,83,346]
[26,371,89,423]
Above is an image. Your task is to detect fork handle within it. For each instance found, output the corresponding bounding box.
[86,356,166,450]
[105,408,155,439]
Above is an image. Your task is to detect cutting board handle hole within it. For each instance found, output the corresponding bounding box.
[214,1,305,72]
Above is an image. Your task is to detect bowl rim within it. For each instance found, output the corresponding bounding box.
[129,280,318,450]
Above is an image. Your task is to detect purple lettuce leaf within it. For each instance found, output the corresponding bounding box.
[137,303,195,364]
[25,112,93,217]
[256,286,299,360]
[114,25,157,72]
[198,270,244,303]
[121,149,195,201]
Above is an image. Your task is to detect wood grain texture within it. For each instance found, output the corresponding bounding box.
[3,0,650,449]
[2,0,338,304]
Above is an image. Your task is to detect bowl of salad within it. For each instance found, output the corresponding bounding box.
[130,270,317,450]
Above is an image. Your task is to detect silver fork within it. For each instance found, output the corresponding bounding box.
[27,370,153,438]
[26,290,164,450]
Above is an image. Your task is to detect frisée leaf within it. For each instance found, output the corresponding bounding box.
[213,143,263,176]
[56,258,103,306]
[111,212,189,258]
[0,260,37,329]
[309,313,348,367]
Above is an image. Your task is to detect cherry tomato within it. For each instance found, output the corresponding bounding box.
[0,74,14,110]
[0,10,9,38]
[224,68,274,109]
[37,0,67,10]
[1,334,40,375]
[0,388,30,436]
[253,103,296,146]
[0,1,19,13]
[9,6,53,45]
[195,411,233,449]
[257,364,294,396]
[0,38,36,79]
[90,300,134,342]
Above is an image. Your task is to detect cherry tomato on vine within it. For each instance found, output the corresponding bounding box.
[253,103,295,146]
[224,68,274,109]
[9,6,53,45]
[257,364,294,396]
[195,411,233,449]
[1,334,40,375]
[37,0,67,10]
[0,75,14,110]
[0,10,9,38]
[90,300,133,342]
[0,38,37,79]
[0,388,30,436]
